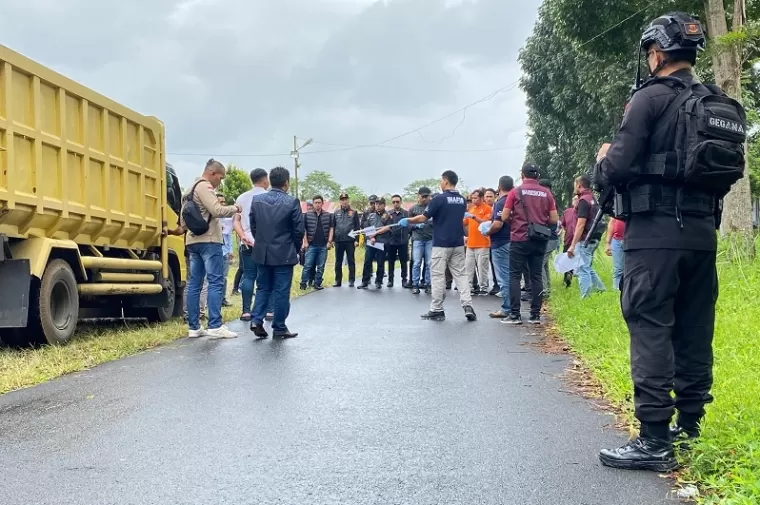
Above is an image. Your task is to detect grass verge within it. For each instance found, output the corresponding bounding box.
[547,238,760,505]
[0,248,365,396]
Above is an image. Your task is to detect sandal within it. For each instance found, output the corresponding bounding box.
[240,313,252,321]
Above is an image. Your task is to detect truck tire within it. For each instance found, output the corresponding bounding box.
[124,267,177,323]
[31,259,80,345]
[149,267,176,323]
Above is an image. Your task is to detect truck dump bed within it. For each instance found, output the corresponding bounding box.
[0,44,166,250]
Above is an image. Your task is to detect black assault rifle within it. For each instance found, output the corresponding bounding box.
[581,185,616,248]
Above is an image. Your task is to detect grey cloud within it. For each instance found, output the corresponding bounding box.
[1,0,541,194]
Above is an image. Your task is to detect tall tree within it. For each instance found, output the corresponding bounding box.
[300,170,342,201]
[341,185,369,210]
[703,0,756,255]
[403,178,441,200]
[220,164,252,204]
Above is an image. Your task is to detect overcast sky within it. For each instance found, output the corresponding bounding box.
[2,0,540,195]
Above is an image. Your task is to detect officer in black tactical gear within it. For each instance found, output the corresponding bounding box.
[593,12,746,472]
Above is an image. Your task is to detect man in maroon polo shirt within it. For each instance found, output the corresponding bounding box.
[501,163,559,325]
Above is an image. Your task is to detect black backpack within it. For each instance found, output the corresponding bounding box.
[181,180,212,236]
[650,78,747,196]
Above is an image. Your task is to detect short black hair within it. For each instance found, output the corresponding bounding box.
[485,188,496,195]
[312,195,324,203]
[269,166,289,189]
[470,189,484,198]
[576,174,592,189]
[441,170,459,187]
[249,168,268,184]
[498,175,514,192]
[392,194,402,200]
[539,178,552,190]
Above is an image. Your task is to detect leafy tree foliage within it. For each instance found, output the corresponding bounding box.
[300,170,342,202]
[402,178,441,200]
[220,164,252,204]
[520,0,760,212]
[341,185,369,210]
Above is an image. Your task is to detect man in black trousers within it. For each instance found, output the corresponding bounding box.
[331,192,360,287]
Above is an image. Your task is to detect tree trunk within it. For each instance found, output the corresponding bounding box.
[704,0,754,259]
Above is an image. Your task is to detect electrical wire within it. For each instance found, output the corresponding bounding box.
[168,7,654,159]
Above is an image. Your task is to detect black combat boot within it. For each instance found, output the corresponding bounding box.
[464,306,477,321]
[670,413,702,451]
[599,422,678,472]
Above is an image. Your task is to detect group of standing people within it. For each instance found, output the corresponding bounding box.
[174,161,303,340]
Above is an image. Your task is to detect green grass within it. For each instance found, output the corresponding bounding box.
[0,248,364,396]
[548,238,760,504]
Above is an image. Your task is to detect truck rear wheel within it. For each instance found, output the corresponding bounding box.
[31,259,80,345]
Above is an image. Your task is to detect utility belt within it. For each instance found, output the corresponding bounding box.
[614,183,716,220]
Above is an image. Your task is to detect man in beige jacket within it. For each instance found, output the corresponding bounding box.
[181,159,241,339]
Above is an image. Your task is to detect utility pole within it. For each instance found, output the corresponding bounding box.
[289,136,313,201]
[293,135,300,200]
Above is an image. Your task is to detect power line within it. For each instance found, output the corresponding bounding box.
[167,144,526,157]
[168,8,654,160]
[303,4,655,149]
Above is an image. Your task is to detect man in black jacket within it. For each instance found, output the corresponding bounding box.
[386,194,410,288]
[249,166,305,339]
[594,12,745,471]
[331,192,360,287]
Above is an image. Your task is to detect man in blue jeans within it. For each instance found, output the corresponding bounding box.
[300,195,333,290]
[484,175,514,319]
[233,168,273,320]
[567,175,607,298]
[408,187,433,294]
[249,166,305,338]
[182,159,241,339]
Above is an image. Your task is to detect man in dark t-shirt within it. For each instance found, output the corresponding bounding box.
[482,175,514,318]
[567,175,607,298]
[400,170,476,322]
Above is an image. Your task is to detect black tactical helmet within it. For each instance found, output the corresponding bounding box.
[640,12,706,54]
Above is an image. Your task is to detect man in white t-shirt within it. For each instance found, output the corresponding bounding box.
[233,168,272,320]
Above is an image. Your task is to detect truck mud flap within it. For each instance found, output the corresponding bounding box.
[0,259,31,328]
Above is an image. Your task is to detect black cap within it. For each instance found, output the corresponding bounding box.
[522,163,540,179]
[339,192,349,199]
[418,186,432,196]
[377,197,386,204]
[369,194,378,202]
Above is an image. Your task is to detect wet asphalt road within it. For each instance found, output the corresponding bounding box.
[0,280,677,505]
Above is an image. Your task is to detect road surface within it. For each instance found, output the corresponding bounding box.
[0,281,678,504]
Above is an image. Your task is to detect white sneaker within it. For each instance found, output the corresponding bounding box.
[206,325,239,340]
[188,328,207,338]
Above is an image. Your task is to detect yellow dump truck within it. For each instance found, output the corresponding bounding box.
[0,44,186,346]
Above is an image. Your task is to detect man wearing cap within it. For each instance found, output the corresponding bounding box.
[331,192,360,287]
[361,195,378,228]
[501,163,558,325]
[358,197,392,289]
[400,171,476,322]
[408,187,433,294]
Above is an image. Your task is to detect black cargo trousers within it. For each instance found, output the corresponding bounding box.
[334,240,356,284]
[622,248,718,434]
